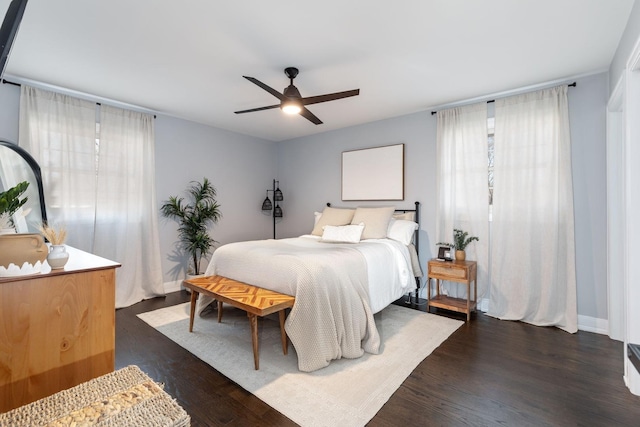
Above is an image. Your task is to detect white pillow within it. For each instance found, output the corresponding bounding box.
[311,207,355,236]
[351,206,395,239]
[320,223,364,243]
[387,219,418,245]
[313,211,322,226]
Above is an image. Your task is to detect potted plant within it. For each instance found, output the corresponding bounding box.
[160,178,222,277]
[437,228,479,261]
[0,181,29,234]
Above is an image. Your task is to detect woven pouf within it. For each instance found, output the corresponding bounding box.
[0,365,190,426]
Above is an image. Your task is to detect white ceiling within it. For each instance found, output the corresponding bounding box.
[2,0,635,142]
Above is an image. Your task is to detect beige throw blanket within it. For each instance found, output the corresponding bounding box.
[197,238,380,372]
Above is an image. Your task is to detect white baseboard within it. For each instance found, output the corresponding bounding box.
[577,314,608,335]
[163,280,183,294]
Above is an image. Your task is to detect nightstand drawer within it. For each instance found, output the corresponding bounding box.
[430,264,467,279]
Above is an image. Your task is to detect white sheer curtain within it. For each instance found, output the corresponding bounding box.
[19,86,164,308]
[488,86,577,333]
[19,86,98,250]
[436,103,489,300]
[96,105,164,307]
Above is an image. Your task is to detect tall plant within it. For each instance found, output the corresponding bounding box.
[160,178,222,275]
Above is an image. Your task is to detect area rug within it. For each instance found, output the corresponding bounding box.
[138,302,462,427]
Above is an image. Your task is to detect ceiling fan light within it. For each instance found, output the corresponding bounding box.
[282,103,302,115]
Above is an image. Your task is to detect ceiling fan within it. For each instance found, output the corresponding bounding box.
[234,67,360,125]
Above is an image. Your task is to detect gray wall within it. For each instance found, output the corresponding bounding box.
[569,73,608,320]
[610,0,640,92]
[154,115,277,282]
[276,72,609,321]
[0,83,21,141]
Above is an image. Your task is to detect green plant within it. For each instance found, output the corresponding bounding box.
[437,228,479,251]
[160,178,222,275]
[0,181,29,227]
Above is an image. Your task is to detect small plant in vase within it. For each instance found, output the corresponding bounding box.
[437,228,479,261]
[40,224,69,269]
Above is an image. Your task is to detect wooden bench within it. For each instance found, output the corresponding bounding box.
[183,275,295,370]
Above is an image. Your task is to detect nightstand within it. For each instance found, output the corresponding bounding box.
[427,259,477,321]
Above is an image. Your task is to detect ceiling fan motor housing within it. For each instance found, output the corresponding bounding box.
[283,85,301,99]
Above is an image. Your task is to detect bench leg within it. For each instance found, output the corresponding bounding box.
[249,313,259,370]
[189,290,199,332]
[279,310,288,355]
[217,300,223,323]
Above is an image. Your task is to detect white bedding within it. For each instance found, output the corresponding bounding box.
[296,235,415,312]
[197,235,415,371]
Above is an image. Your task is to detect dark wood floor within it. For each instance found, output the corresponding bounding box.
[116,291,640,426]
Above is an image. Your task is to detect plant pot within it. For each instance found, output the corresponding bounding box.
[47,244,69,269]
[455,250,466,261]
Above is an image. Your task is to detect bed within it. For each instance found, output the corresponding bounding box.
[197,203,421,372]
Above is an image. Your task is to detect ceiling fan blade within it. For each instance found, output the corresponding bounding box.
[243,76,285,101]
[234,104,280,114]
[299,107,323,125]
[301,89,360,106]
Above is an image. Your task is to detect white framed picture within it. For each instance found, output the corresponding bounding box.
[341,144,404,201]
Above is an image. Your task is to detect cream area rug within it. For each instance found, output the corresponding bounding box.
[138,302,462,427]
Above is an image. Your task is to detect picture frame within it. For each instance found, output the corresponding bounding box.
[341,143,404,201]
[437,246,454,262]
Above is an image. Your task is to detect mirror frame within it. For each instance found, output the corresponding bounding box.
[0,140,47,225]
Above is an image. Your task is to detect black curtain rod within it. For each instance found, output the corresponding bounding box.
[2,78,157,118]
[430,81,577,115]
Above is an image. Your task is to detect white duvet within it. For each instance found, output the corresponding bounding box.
[197,235,415,371]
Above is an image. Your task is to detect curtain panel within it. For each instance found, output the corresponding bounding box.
[436,103,489,300]
[19,86,164,308]
[488,86,577,333]
[19,86,98,250]
[96,105,164,307]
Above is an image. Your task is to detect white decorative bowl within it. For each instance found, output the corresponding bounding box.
[0,260,43,277]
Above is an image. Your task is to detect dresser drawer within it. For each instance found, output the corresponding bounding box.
[429,264,468,280]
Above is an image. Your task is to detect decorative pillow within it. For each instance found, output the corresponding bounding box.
[351,206,395,239]
[311,207,356,236]
[320,223,364,243]
[393,211,416,222]
[387,219,419,245]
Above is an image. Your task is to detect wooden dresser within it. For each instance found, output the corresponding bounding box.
[0,246,120,413]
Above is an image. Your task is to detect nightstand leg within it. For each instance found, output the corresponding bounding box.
[467,281,471,322]
[474,278,478,314]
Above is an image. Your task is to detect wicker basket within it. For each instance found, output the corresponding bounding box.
[0,365,190,426]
